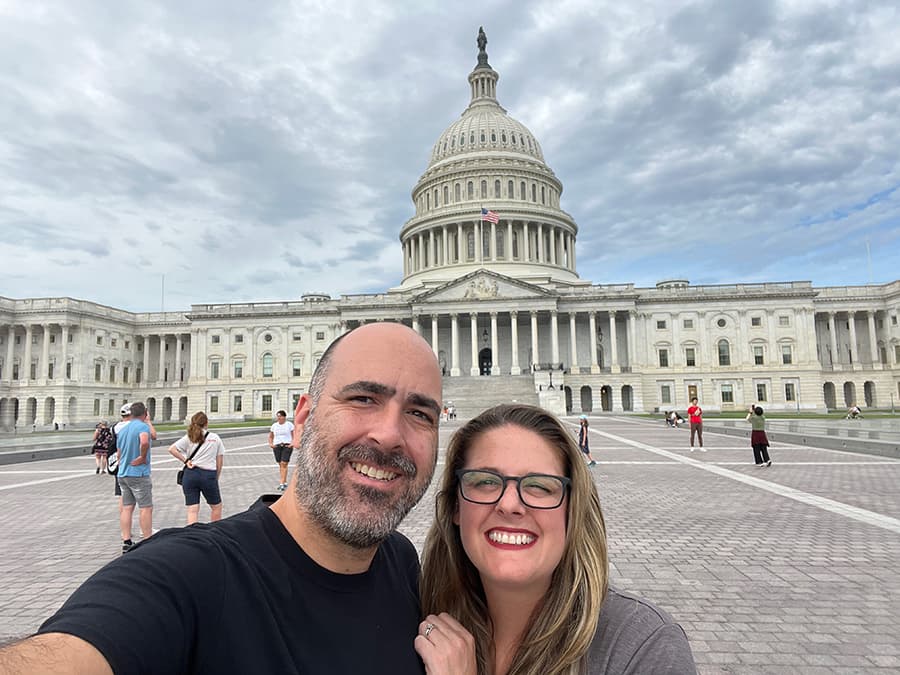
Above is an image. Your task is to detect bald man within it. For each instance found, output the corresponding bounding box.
[0,323,443,675]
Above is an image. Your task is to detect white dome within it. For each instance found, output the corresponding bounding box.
[429,108,545,167]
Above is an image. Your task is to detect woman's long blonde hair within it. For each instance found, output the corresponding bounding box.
[419,404,608,675]
[187,411,208,444]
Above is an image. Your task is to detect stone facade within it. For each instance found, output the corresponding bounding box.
[2,36,899,429]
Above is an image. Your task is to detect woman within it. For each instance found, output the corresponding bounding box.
[418,404,696,674]
[268,410,294,491]
[578,414,598,466]
[91,421,114,474]
[168,412,225,524]
[746,406,772,467]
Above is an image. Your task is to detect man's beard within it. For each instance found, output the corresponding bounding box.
[292,412,435,549]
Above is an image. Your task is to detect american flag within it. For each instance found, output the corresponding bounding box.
[481,208,500,224]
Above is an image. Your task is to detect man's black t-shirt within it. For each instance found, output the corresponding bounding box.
[38,507,425,675]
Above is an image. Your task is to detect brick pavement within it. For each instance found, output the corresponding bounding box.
[1,418,899,673]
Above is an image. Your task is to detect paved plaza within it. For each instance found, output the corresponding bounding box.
[1,417,899,673]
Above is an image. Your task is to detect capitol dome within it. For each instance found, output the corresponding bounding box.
[397,28,583,291]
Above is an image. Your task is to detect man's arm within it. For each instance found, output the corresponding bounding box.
[147,418,157,440]
[0,632,112,675]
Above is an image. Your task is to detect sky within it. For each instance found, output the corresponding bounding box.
[1,0,898,313]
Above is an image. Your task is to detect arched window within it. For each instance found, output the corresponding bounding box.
[480,131,486,143]
[531,183,537,201]
[466,231,475,259]
[455,183,461,201]
[541,186,546,204]
[491,131,497,142]
[467,181,474,199]
[451,137,455,148]
[508,180,514,198]
[494,180,501,198]
[262,353,274,377]
[520,182,526,200]
[512,134,517,145]
[460,133,465,146]
[470,132,475,144]
[501,132,507,143]
[717,340,731,366]
[434,188,439,206]
[497,230,505,257]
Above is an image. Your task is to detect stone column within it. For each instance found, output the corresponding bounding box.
[550,311,559,365]
[827,312,838,367]
[40,324,51,381]
[627,311,636,369]
[537,224,544,263]
[589,312,599,373]
[412,315,420,334]
[176,334,184,382]
[523,223,530,261]
[469,313,479,376]
[22,324,33,384]
[490,312,499,375]
[548,228,556,265]
[571,233,577,271]
[442,226,449,266]
[609,311,619,372]
[450,314,460,376]
[158,334,166,382]
[61,325,69,381]
[457,224,464,263]
[142,336,151,384]
[569,313,579,373]
[431,315,439,357]
[429,230,436,268]
[848,311,858,368]
[510,311,521,375]
[867,310,879,366]
[6,326,15,383]
[530,311,540,368]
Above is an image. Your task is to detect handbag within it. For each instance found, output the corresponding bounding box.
[176,432,209,486]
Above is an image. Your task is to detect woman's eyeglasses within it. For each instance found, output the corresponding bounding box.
[456,469,570,509]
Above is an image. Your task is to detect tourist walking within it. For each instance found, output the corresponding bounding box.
[168,411,225,524]
[578,414,597,466]
[91,421,114,474]
[746,406,772,467]
[687,397,705,451]
[268,410,294,491]
[116,401,156,553]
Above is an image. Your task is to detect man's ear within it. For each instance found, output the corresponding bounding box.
[292,393,313,448]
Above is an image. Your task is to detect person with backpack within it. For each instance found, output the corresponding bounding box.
[91,421,114,474]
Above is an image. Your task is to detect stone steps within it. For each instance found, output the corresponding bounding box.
[441,375,537,419]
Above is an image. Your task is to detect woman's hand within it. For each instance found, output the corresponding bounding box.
[186,460,195,469]
[414,612,476,675]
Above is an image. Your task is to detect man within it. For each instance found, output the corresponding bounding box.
[687,397,705,451]
[116,401,156,553]
[268,409,295,491]
[0,322,442,674]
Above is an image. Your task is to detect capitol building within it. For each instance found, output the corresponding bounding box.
[1,32,899,430]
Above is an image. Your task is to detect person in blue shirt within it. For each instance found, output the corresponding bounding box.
[115,401,156,553]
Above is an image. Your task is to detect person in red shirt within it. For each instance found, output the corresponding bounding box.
[687,397,705,452]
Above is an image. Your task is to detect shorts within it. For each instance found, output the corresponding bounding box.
[119,475,153,508]
[182,467,221,506]
[273,444,293,463]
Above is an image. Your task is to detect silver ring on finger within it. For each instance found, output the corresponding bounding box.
[424,622,435,638]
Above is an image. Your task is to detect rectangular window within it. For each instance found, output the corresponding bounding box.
[316,331,325,341]
[137,341,143,351]
[96,336,103,346]
[13,363,19,380]
[234,361,243,378]
[683,319,693,329]
[895,345,900,362]
[94,363,101,382]
[136,367,142,384]
[751,316,761,327]
[125,340,130,349]
[109,365,116,382]
[15,336,21,345]
[721,384,734,403]
[685,348,696,367]
[210,361,220,379]
[234,334,244,344]
[660,385,671,404]
[292,358,302,377]
[111,338,117,347]
[718,342,730,366]
[262,394,273,412]
[48,363,54,379]
[108,399,115,416]
[756,384,767,402]
[656,320,667,330]
[778,315,790,327]
[123,366,129,383]
[263,355,273,377]
[93,399,100,416]
[211,334,221,344]
[784,383,795,401]
[753,345,764,365]
[892,315,898,325]
[50,334,56,343]
[781,345,793,364]
[66,362,72,379]
[233,395,242,412]
[68,333,73,343]
[292,332,302,342]
[30,362,36,380]
[658,349,669,367]
[210,396,219,413]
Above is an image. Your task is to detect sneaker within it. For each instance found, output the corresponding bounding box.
[96,468,100,474]
[122,539,134,554]
[589,460,597,467]
[690,447,695,452]
[765,460,772,467]
[755,463,765,468]
[700,448,707,452]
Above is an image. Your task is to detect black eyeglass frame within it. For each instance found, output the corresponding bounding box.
[455,469,571,510]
